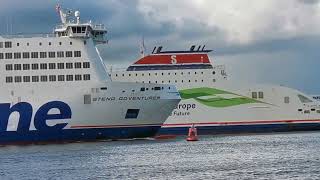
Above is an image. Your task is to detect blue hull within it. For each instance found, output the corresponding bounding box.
[158,123,320,136]
[0,126,161,145]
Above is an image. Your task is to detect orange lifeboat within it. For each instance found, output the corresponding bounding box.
[186,124,198,141]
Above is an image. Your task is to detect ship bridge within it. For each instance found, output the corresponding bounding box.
[54,5,107,44]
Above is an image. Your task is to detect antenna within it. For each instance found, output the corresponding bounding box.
[10,16,13,34]
[56,4,67,25]
[140,36,146,57]
[6,17,8,35]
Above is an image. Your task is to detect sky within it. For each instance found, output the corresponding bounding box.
[0,0,320,94]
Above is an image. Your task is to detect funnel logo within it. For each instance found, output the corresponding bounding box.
[0,101,72,133]
[171,55,177,64]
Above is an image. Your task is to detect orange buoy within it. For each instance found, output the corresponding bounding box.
[186,124,198,141]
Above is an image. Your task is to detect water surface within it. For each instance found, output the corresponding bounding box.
[1,132,320,180]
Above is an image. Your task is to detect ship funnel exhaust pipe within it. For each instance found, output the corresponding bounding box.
[156,46,163,53]
[152,47,157,54]
[202,45,206,51]
[190,45,196,51]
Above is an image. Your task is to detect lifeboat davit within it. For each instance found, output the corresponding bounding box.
[186,124,198,141]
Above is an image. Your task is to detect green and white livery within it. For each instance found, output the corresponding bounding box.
[110,45,320,135]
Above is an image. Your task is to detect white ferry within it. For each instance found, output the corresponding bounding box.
[110,45,320,135]
[0,6,181,144]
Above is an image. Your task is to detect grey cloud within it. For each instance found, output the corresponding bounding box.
[298,0,320,5]
[0,0,320,93]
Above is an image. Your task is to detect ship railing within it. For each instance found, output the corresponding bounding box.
[107,66,128,73]
[214,65,228,76]
[214,64,226,70]
[108,65,227,73]
[1,33,55,39]
[55,22,107,31]
[92,24,106,31]
[55,24,65,29]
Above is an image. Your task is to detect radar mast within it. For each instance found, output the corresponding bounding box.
[54,4,107,45]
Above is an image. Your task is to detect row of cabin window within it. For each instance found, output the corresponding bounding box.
[5,74,91,83]
[0,42,12,48]
[0,51,81,59]
[252,92,264,99]
[114,71,216,77]
[140,79,216,84]
[0,41,76,48]
[5,62,90,71]
[140,87,164,92]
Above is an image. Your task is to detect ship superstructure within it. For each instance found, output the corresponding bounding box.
[111,45,320,135]
[0,6,181,144]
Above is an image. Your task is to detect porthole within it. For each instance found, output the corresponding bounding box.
[212,71,216,75]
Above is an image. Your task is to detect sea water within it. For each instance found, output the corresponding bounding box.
[0,132,320,180]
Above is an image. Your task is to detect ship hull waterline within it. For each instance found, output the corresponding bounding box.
[158,120,320,136]
[0,125,162,145]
